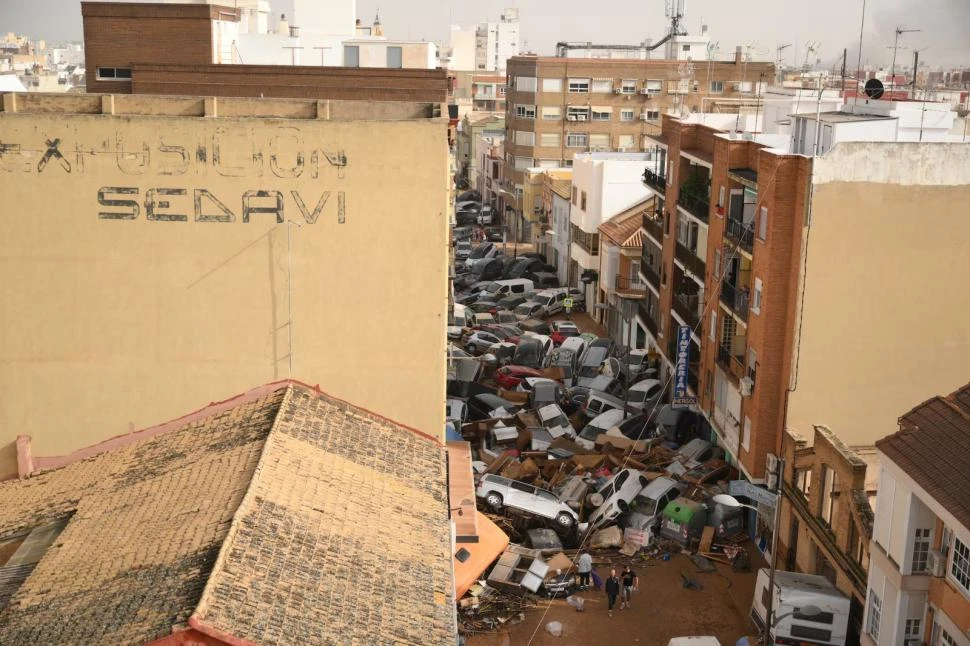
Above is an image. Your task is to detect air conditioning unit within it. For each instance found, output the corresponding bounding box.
[639,88,651,94]
[566,115,577,121]
[928,549,946,577]
[640,113,650,121]
[740,376,754,396]
[576,114,588,121]
[614,88,624,94]
[617,147,630,152]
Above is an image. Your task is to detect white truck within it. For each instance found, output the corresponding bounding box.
[750,568,850,646]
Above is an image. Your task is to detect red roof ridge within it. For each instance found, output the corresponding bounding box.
[18,379,440,477]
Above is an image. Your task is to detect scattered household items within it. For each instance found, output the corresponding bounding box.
[545,620,563,637]
[486,544,549,593]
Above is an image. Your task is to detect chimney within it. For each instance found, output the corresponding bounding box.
[277,13,289,36]
[701,24,708,35]
[735,45,743,64]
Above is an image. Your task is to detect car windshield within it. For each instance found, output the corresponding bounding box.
[513,342,540,366]
[536,490,558,502]
[452,314,466,327]
[534,295,551,306]
[628,354,645,366]
[630,494,659,516]
[582,347,607,367]
[544,412,569,429]
[557,326,579,337]
[469,245,489,259]
[514,303,535,315]
[483,282,502,294]
[578,423,603,441]
[627,389,648,403]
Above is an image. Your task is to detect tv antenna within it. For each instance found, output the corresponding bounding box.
[889,26,920,89]
[802,41,820,72]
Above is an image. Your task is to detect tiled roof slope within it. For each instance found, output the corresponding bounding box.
[877,383,970,530]
[0,383,455,646]
[0,388,284,644]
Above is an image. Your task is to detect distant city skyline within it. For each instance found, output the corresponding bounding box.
[2,0,969,69]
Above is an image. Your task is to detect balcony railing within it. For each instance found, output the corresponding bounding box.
[640,253,661,289]
[642,168,667,193]
[725,217,754,253]
[638,302,659,338]
[719,281,750,320]
[675,240,706,278]
[642,212,664,243]
[678,191,710,224]
[717,344,747,384]
[614,275,647,300]
[672,291,702,329]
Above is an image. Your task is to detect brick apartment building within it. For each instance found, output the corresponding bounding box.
[501,54,774,237]
[635,115,970,488]
[81,2,448,103]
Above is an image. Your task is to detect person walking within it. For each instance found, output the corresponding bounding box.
[620,565,639,609]
[605,569,621,617]
[577,551,592,590]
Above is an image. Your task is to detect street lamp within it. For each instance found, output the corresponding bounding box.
[714,491,784,642]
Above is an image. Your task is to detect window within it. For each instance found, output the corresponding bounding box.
[540,133,561,147]
[96,67,132,80]
[568,78,590,93]
[572,186,577,205]
[566,133,588,148]
[934,626,959,646]
[668,79,689,94]
[589,133,609,150]
[942,526,953,558]
[620,79,637,93]
[386,46,403,68]
[515,104,536,119]
[912,528,931,573]
[796,468,812,498]
[710,80,724,93]
[758,206,768,240]
[617,134,634,150]
[343,46,360,67]
[849,521,865,565]
[542,106,561,120]
[542,78,563,93]
[642,110,660,121]
[747,348,757,385]
[455,547,471,562]
[752,278,763,314]
[515,76,537,92]
[718,185,725,208]
[591,78,613,93]
[514,130,535,146]
[820,464,837,526]
[591,106,612,121]
[644,79,663,93]
[905,619,922,644]
[866,592,881,640]
[682,44,691,52]
[567,106,590,121]
[742,416,751,451]
[620,109,635,122]
[514,156,532,170]
[738,81,754,94]
[950,537,970,594]
[581,191,587,210]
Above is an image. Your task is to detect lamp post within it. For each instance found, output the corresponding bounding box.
[714,475,785,644]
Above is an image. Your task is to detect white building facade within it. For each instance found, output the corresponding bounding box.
[473,8,519,73]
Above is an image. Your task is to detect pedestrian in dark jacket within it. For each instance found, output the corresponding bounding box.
[605,568,621,617]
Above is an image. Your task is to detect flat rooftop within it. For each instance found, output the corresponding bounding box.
[790,110,893,124]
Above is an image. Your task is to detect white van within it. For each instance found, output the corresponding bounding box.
[626,379,664,412]
[587,468,650,529]
[625,476,685,531]
[751,569,850,646]
[479,278,535,299]
[532,289,568,317]
[576,409,625,450]
[448,304,469,340]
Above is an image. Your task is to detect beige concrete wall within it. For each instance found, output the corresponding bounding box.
[787,142,970,446]
[0,109,448,477]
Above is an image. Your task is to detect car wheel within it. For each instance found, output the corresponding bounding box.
[467,344,477,354]
[556,512,574,527]
[486,492,503,509]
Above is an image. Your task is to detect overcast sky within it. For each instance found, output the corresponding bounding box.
[2,0,968,68]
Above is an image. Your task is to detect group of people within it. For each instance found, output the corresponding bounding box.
[576,551,639,618]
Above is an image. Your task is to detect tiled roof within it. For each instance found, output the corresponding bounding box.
[877,383,970,530]
[599,198,652,248]
[0,383,455,645]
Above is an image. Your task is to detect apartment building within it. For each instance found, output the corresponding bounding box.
[539,168,572,280]
[636,113,970,486]
[863,383,970,646]
[456,113,505,189]
[503,54,774,240]
[779,425,879,643]
[569,152,652,309]
[597,199,653,348]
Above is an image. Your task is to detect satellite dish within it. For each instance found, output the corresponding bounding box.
[864,78,884,100]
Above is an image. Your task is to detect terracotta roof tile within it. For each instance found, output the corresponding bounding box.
[0,384,455,645]
[877,383,970,529]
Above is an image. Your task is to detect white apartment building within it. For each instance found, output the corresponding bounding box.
[864,383,970,646]
[568,153,653,305]
[445,8,519,73]
[552,189,572,285]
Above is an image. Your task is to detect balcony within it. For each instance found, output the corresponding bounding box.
[638,302,659,338]
[642,168,666,193]
[642,211,664,244]
[640,252,661,290]
[672,290,702,329]
[720,281,750,320]
[678,191,710,224]
[614,275,646,300]
[675,239,706,278]
[717,344,746,384]
[725,217,754,253]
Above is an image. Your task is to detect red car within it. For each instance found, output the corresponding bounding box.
[549,321,581,346]
[494,365,545,390]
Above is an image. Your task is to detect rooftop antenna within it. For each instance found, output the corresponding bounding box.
[776,42,792,77]
[853,0,867,106]
[802,41,820,73]
[890,26,920,91]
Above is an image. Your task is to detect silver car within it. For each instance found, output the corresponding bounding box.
[476,474,579,528]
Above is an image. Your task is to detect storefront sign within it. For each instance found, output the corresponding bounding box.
[672,325,694,405]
